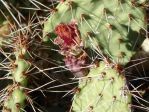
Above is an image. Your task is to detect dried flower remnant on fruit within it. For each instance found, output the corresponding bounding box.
[54,23,81,48]
[64,53,87,77]
[54,23,88,77]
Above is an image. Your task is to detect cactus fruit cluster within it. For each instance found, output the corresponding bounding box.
[54,23,88,77]
[0,0,148,112]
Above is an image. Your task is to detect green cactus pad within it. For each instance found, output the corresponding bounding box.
[132,0,148,5]
[4,87,26,112]
[72,61,131,112]
[43,0,147,65]
[12,59,30,86]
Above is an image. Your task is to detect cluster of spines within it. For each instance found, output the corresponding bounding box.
[3,35,30,112]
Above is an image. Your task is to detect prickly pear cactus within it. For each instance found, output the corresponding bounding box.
[3,36,30,112]
[43,0,148,112]
[43,0,147,65]
[3,85,26,112]
[72,61,131,112]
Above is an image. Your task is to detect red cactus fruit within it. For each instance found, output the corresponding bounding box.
[54,23,81,48]
[54,22,88,77]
